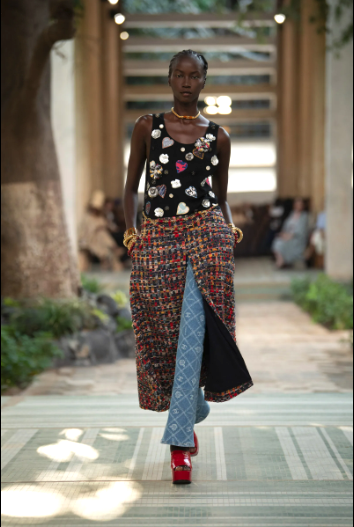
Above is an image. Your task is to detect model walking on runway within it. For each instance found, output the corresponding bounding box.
[123,49,254,484]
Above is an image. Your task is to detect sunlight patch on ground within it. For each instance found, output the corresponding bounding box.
[2,486,65,519]
[60,429,83,441]
[71,482,142,521]
[37,440,99,463]
[2,482,142,521]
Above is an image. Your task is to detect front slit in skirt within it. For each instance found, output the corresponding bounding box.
[161,257,210,447]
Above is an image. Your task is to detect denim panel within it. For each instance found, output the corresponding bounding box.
[161,258,210,447]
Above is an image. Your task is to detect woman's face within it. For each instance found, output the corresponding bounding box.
[294,199,305,212]
[168,56,205,104]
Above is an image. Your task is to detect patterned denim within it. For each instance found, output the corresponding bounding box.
[161,257,210,447]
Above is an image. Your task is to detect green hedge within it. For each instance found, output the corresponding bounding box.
[291,274,353,330]
[9,299,98,339]
[81,274,102,294]
[1,293,132,392]
[1,326,62,391]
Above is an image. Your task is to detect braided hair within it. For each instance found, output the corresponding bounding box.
[168,50,208,79]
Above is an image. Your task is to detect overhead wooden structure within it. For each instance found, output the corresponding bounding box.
[124,36,277,53]
[124,59,277,77]
[124,84,277,102]
[124,13,276,29]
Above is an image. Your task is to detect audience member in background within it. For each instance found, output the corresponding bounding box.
[272,198,309,269]
[261,199,286,254]
[304,210,326,269]
[78,190,123,271]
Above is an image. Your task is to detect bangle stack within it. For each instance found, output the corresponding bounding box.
[227,223,244,244]
[123,227,138,253]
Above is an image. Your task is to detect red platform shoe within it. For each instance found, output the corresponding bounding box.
[171,450,192,485]
[190,432,199,457]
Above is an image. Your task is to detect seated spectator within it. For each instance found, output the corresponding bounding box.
[260,199,286,254]
[304,211,326,269]
[78,191,124,271]
[272,198,309,269]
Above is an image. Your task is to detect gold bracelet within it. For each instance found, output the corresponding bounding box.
[123,234,137,248]
[124,227,138,239]
[127,238,137,251]
[227,223,243,243]
[233,227,243,243]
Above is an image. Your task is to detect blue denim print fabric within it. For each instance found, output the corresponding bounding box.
[161,257,210,447]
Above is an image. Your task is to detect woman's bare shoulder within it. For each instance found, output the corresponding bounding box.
[217,126,231,145]
[134,114,153,133]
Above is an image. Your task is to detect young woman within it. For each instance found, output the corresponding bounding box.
[124,50,254,484]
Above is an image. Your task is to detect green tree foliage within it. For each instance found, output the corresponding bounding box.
[124,0,240,14]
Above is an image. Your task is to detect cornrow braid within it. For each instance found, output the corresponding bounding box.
[168,49,208,79]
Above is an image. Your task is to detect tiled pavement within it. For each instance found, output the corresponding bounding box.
[1,394,353,526]
[1,259,353,526]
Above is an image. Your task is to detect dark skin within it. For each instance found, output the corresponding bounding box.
[123,55,234,469]
[124,55,234,233]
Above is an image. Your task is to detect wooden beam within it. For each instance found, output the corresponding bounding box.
[124,83,277,101]
[124,108,276,124]
[123,36,277,53]
[124,13,276,29]
[124,59,277,77]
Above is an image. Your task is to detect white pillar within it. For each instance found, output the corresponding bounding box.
[325,2,353,280]
[51,41,77,253]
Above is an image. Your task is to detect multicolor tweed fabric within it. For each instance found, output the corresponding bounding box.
[129,204,254,412]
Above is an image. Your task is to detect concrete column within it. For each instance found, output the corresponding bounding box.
[75,0,104,226]
[100,4,124,198]
[277,0,326,213]
[298,0,326,212]
[277,8,300,198]
[51,41,77,254]
[117,29,126,199]
[297,0,315,199]
[325,1,353,280]
[310,18,326,214]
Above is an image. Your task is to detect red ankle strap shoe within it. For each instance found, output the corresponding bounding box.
[171,450,192,484]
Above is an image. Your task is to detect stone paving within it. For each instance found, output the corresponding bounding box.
[1,260,353,526]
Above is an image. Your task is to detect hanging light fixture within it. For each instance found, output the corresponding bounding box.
[274,13,286,24]
[204,95,232,115]
[120,31,129,40]
[114,13,125,25]
[108,0,119,5]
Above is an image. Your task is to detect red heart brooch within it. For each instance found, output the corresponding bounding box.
[176,160,188,173]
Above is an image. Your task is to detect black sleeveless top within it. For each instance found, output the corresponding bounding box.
[143,113,220,218]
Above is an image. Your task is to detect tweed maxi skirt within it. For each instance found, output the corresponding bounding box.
[129,204,254,413]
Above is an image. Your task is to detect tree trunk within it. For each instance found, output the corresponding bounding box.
[1,0,80,298]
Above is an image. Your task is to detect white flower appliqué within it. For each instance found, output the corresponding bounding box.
[159,154,169,164]
[151,129,161,139]
[154,208,164,217]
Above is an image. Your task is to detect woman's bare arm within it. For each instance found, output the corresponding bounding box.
[123,115,152,232]
[212,127,233,225]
